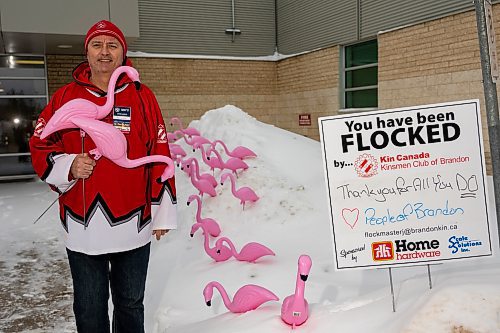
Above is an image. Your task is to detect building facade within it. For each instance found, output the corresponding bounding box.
[0,0,498,177]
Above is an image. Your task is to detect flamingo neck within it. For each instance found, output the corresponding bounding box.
[201,225,213,253]
[94,68,127,118]
[200,146,210,164]
[293,272,306,303]
[192,159,202,178]
[211,149,223,164]
[194,198,202,222]
[210,282,233,310]
[218,237,238,257]
[172,117,184,130]
[189,169,197,182]
[215,140,230,155]
[227,174,238,196]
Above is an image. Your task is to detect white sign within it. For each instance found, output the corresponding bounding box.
[319,100,492,269]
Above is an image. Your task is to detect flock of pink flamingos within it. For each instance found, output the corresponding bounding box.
[40,66,313,329]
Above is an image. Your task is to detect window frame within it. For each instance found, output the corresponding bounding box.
[339,38,379,113]
[0,54,48,180]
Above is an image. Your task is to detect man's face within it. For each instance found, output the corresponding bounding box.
[86,35,123,77]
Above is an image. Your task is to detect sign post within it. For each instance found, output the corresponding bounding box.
[475,0,500,243]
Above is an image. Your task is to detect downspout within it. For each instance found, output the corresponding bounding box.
[225,0,241,42]
[274,0,279,54]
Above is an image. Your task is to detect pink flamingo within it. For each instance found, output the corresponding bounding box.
[220,172,259,209]
[167,131,180,143]
[281,255,313,329]
[209,148,248,176]
[182,158,217,187]
[187,194,221,237]
[203,281,279,313]
[169,143,186,165]
[189,167,216,197]
[215,237,275,263]
[187,135,212,152]
[175,130,211,151]
[190,223,231,262]
[170,117,201,137]
[41,66,140,136]
[212,139,257,160]
[198,145,224,174]
[41,117,175,181]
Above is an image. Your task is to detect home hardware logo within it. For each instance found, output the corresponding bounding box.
[394,239,441,260]
[372,241,394,261]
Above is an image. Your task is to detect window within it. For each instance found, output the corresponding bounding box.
[341,39,378,110]
[0,55,48,179]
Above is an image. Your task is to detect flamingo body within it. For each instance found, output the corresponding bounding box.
[190,223,231,262]
[215,237,275,263]
[212,140,257,159]
[170,117,201,137]
[169,143,187,164]
[46,117,175,181]
[187,135,212,151]
[183,158,217,187]
[40,66,140,137]
[203,281,279,313]
[220,172,259,209]
[209,149,248,175]
[281,255,312,329]
[189,168,216,197]
[187,194,221,237]
[166,132,176,143]
[199,145,224,173]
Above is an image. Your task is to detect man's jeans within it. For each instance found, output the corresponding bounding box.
[66,243,151,333]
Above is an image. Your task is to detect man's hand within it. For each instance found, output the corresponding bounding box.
[153,229,170,240]
[70,153,96,179]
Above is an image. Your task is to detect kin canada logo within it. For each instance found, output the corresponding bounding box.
[372,239,441,261]
[354,153,378,178]
[157,124,168,143]
[34,118,46,137]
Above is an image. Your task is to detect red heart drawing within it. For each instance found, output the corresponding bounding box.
[342,208,359,229]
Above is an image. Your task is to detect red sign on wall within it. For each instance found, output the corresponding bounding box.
[299,114,311,126]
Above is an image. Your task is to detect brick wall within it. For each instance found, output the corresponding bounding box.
[46,55,86,97]
[378,8,496,173]
[46,56,278,129]
[276,47,339,139]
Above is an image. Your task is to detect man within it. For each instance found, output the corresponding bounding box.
[29,20,176,333]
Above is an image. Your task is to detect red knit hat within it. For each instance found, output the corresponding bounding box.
[85,20,127,59]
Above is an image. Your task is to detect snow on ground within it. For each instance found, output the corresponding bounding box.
[0,105,499,333]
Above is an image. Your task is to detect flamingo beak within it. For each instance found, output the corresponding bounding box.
[206,300,211,307]
[300,274,309,282]
[133,81,141,90]
[216,249,221,254]
[187,201,190,206]
[190,233,194,237]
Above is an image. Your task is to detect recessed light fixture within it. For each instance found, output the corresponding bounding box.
[57,44,73,49]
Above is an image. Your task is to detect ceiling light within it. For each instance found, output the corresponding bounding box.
[57,44,73,49]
